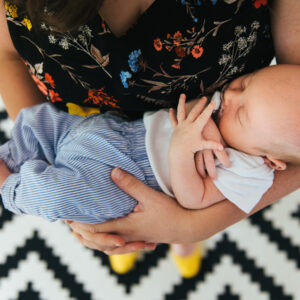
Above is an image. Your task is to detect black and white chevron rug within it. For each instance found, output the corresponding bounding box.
[0,100,299,300]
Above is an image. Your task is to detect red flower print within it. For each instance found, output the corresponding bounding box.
[49,90,62,103]
[191,45,204,59]
[44,73,55,89]
[252,0,267,8]
[173,31,182,46]
[171,63,180,69]
[175,47,186,58]
[165,45,172,52]
[83,88,120,108]
[154,38,163,51]
[31,74,48,96]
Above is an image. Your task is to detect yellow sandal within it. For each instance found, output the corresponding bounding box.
[170,245,202,278]
[109,252,138,274]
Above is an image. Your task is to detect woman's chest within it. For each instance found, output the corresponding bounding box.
[99,0,156,37]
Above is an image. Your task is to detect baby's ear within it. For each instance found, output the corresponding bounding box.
[264,156,287,171]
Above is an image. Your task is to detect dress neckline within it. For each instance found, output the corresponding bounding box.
[98,0,161,38]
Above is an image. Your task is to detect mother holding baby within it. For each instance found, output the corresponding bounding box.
[1,0,300,277]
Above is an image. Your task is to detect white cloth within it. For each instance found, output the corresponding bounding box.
[144,109,274,214]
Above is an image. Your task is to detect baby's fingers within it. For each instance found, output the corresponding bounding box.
[214,149,231,168]
[187,97,207,122]
[195,151,206,178]
[202,139,223,151]
[176,94,187,123]
[195,101,215,129]
[169,108,178,128]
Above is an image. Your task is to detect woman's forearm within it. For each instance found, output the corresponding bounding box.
[67,165,300,253]
[186,164,300,243]
[0,58,46,120]
[270,0,300,64]
[0,1,46,121]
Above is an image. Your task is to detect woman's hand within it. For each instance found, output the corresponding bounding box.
[68,164,300,255]
[68,168,192,255]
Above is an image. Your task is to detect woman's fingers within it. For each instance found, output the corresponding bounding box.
[72,232,103,251]
[71,231,155,254]
[111,168,162,206]
[105,242,157,256]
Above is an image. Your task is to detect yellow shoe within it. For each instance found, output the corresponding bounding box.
[170,245,202,279]
[109,252,138,274]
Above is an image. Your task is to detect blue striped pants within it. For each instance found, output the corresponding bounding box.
[0,103,160,223]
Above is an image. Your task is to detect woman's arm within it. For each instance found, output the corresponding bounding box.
[270,0,300,64]
[0,1,46,121]
[68,163,300,253]
[67,0,300,253]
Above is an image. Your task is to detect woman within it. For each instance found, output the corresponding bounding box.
[66,0,300,254]
[1,0,300,273]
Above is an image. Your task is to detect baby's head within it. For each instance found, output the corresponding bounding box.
[217,64,300,170]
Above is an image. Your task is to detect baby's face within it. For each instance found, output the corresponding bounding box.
[217,66,293,157]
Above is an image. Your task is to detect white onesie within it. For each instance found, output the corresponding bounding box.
[143,97,274,214]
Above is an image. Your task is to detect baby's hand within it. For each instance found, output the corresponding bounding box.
[0,160,11,190]
[169,94,223,155]
[195,118,231,179]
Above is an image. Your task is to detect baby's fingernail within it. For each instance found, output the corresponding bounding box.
[115,243,121,247]
[112,168,124,180]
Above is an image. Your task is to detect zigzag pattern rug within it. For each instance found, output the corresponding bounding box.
[0,100,299,300]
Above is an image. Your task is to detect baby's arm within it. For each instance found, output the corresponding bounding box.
[169,94,225,209]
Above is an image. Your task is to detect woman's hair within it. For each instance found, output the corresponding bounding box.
[8,0,104,32]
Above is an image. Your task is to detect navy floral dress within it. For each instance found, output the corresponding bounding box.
[5,0,274,118]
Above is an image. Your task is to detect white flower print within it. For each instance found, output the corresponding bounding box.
[234,25,246,36]
[251,21,260,30]
[223,41,233,51]
[41,23,47,30]
[59,38,70,50]
[237,37,247,50]
[218,54,231,65]
[247,32,257,43]
[48,34,56,44]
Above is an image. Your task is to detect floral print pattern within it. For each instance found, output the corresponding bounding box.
[5,0,273,114]
[25,61,63,103]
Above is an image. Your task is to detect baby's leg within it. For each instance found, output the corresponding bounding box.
[0,103,81,172]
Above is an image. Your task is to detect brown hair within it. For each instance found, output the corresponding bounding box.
[8,0,104,32]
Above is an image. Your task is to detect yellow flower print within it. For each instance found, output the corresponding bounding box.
[66,103,101,116]
[22,18,32,31]
[4,2,18,18]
